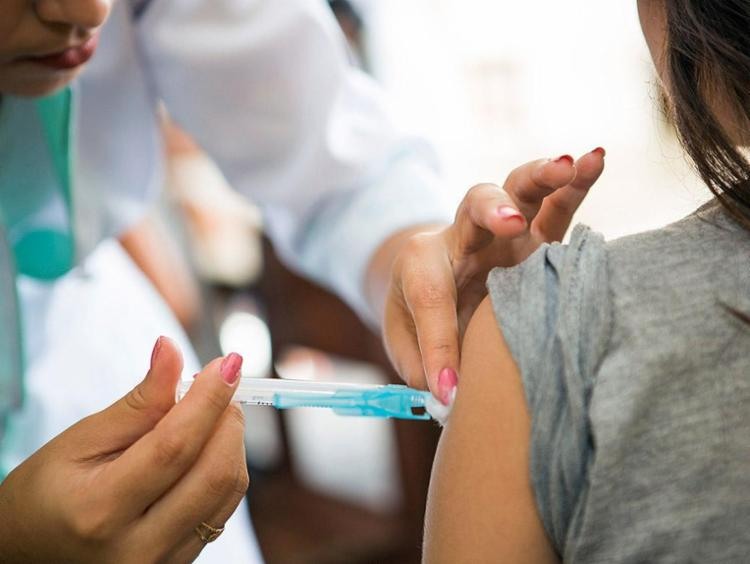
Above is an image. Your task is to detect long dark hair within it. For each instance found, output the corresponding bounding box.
[665,0,750,224]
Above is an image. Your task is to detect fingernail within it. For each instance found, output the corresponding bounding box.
[191,372,199,379]
[497,205,524,222]
[591,147,606,157]
[437,368,458,406]
[220,353,243,385]
[553,154,575,165]
[150,336,164,368]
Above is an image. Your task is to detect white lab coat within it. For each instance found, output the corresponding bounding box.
[1,0,451,561]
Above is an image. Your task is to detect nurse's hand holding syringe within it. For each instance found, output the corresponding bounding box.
[0,337,247,562]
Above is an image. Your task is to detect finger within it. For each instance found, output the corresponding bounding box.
[400,235,460,404]
[384,294,430,391]
[503,156,577,223]
[101,353,243,519]
[452,183,527,256]
[169,408,249,563]
[534,148,606,242]
[171,493,247,563]
[136,403,249,561]
[69,336,184,453]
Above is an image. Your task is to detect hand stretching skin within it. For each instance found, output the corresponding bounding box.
[0,337,249,563]
[367,150,605,403]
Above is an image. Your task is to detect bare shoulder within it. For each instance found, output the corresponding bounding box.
[423,297,557,564]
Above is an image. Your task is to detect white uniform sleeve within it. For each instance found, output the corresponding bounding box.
[133,0,452,322]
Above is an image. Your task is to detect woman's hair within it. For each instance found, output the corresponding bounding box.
[665,0,750,224]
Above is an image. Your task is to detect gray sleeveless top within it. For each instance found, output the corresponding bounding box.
[487,200,750,563]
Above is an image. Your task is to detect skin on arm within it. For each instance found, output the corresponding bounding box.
[423,296,558,564]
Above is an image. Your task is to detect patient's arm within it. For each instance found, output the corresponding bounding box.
[423,296,558,564]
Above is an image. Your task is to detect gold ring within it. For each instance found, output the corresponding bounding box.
[195,521,225,543]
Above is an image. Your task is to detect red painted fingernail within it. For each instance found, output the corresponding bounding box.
[437,368,458,406]
[591,147,606,157]
[220,353,243,385]
[150,336,164,368]
[497,205,524,222]
[553,154,575,165]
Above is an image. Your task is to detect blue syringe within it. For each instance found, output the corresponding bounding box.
[177,377,450,422]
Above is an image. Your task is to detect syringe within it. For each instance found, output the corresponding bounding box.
[177,377,450,422]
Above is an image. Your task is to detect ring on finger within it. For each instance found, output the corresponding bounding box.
[194,521,225,543]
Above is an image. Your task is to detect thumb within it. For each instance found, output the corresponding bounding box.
[71,336,184,452]
[454,183,527,256]
[403,245,460,405]
[413,302,460,406]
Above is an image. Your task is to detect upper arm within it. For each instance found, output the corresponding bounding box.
[423,296,557,564]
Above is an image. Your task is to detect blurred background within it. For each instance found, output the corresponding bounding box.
[120,1,711,562]
[365,0,709,235]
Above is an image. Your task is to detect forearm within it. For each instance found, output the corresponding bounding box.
[364,223,446,325]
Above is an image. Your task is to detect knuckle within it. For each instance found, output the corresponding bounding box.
[429,340,454,355]
[226,403,246,429]
[123,383,162,425]
[69,504,115,541]
[206,463,247,500]
[235,465,250,497]
[123,383,149,414]
[546,195,576,216]
[203,386,231,415]
[152,434,190,469]
[206,470,232,499]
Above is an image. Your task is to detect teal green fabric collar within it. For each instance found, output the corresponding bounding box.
[37,87,74,223]
[0,86,76,434]
[1,88,77,280]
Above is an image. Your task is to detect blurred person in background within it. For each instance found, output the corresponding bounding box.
[125,0,366,334]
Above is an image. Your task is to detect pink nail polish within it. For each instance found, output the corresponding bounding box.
[497,206,524,222]
[150,336,163,368]
[553,154,574,165]
[220,353,243,385]
[437,368,458,406]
